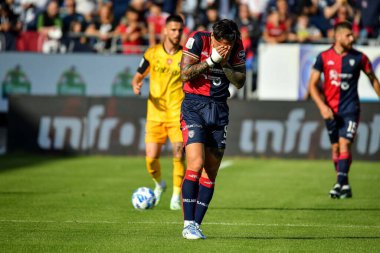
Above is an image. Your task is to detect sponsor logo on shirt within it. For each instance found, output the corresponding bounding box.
[329,70,352,90]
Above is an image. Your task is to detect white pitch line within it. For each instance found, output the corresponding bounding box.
[1,220,380,229]
[219,160,233,170]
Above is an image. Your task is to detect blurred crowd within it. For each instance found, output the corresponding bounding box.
[1,0,380,58]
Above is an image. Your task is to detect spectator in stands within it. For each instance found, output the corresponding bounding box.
[333,2,354,26]
[276,0,294,29]
[270,0,314,16]
[0,2,22,51]
[308,0,334,38]
[354,0,380,39]
[66,19,95,52]
[202,5,220,32]
[111,0,131,24]
[179,0,204,31]
[206,0,236,19]
[37,0,62,36]
[293,0,314,16]
[240,26,254,69]
[3,0,23,22]
[236,3,261,47]
[129,0,148,22]
[289,14,322,42]
[18,0,49,30]
[85,4,115,52]
[61,0,86,34]
[37,0,63,53]
[115,6,146,54]
[162,0,180,15]
[240,0,270,21]
[147,1,166,46]
[262,10,288,43]
[235,3,260,67]
[308,0,353,39]
[235,2,260,92]
[322,0,354,20]
[75,0,97,23]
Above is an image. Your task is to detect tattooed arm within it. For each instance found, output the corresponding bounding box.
[180,53,209,82]
[221,63,246,89]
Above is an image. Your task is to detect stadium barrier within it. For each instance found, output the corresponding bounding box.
[7,95,380,160]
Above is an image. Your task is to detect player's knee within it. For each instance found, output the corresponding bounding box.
[186,157,204,171]
[339,139,352,152]
[331,143,339,154]
[173,149,184,159]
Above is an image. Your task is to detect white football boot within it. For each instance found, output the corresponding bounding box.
[153,180,166,206]
[170,195,181,210]
[182,222,205,240]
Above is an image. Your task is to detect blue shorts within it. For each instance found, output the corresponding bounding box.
[180,94,229,149]
[325,114,360,144]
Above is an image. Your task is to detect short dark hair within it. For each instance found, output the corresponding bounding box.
[334,21,352,32]
[126,6,139,14]
[212,19,240,42]
[166,14,184,25]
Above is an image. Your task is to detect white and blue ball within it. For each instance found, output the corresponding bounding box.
[131,187,156,210]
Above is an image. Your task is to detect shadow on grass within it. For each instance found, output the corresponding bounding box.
[213,207,380,211]
[0,153,76,173]
[212,236,380,240]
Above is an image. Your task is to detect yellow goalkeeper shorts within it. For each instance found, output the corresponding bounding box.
[145,120,183,144]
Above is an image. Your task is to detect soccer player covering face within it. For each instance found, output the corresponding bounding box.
[309,21,380,199]
[132,15,185,210]
[180,19,246,239]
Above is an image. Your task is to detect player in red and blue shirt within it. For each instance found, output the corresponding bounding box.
[309,21,380,199]
[179,19,246,240]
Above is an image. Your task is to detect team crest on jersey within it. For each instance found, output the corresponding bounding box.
[186,38,195,49]
[212,78,222,86]
[238,50,246,59]
[167,58,172,65]
[188,130,195,138]
[349,59,355,66]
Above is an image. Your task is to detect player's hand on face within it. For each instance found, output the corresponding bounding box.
[216,45,230,58]
[216,45,231,66]
[320,105,334,120]
[133,82,142,95]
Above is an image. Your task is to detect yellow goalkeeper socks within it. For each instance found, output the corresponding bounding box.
[146,157,161,184]
[173,157,185,190]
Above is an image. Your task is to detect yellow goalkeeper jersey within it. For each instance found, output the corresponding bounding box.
[143,44,184,122]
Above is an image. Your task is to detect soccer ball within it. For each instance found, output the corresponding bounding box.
[131,187,156,210]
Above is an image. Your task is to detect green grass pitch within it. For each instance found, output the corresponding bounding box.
[0,155,379,252]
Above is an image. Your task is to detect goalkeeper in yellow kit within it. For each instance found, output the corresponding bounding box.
[132,15,185,210]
